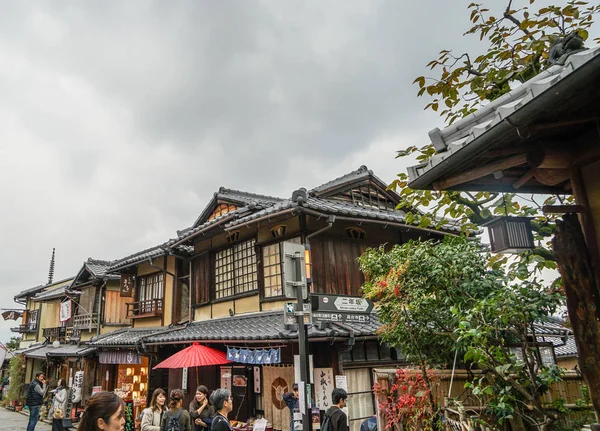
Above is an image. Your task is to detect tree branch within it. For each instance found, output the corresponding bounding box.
[503,1,535,41]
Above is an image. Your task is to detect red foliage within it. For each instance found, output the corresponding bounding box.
[373,369,438,430]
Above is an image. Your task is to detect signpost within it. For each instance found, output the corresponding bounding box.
[310,294,374,324]
[281,241,310,431]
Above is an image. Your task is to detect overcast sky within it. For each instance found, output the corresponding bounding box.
[0,1,545,342]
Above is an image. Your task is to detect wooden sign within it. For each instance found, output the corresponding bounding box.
[120,274,134,297]
[123,399,134,431]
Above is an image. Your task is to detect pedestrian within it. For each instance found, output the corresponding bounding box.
[282,383,299,431]
[208,389,233,431]
[142,388,167,431]
[323,388,348,431]
[189,385,215,431]
[50,378,68,431]
[77,391,125,431]
[161,389,191,431]
[25,372,48,431]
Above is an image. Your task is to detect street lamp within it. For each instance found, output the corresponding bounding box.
[484,216,535,254]
[304,244,312,285]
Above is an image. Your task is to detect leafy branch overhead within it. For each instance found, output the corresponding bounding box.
[393,0,600,281]
[413,0,600,125]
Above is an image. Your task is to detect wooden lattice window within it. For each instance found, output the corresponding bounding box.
[215,239,258,299]
[208,203,237,221]
[138,273,164,313]
[263,243,283,298]
[338,183,396,210]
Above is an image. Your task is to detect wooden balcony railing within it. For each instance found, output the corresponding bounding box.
[72,313,99,331]
[10,324,37,334]
[43,326,67,338]
[126,298,163,319]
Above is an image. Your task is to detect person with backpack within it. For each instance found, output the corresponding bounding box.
[323,388,348,431]
[209,388,233,431]
[161,389,192,431]
[142,388,167,431]
[25,372,48,431]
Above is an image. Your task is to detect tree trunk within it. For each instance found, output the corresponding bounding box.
[553,213,600,421]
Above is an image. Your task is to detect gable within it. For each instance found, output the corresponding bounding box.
[207,202,238,222]
[317,179,399,211]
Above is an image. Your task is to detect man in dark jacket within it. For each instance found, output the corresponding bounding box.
[25,372,47,431]
[282,383,299,431]
[324,388,348,431]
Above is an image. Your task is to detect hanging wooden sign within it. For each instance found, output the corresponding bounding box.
[120,274,134,297]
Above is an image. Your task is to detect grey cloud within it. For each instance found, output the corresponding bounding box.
[0,0,482,341]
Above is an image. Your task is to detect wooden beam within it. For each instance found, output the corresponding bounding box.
[513,167,536,190]
[433,153,528,191]
[542,205,584,214]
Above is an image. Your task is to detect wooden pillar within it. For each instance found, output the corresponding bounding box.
[553,213,600,421]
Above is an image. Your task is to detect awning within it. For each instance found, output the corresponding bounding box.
[46,345,96,358]
[25,345,57,359]
[98,350,142,364]
[23,344,96,359]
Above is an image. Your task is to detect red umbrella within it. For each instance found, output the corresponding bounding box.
[153,343,231,369]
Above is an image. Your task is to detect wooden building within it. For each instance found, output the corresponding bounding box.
[98,165,457,431]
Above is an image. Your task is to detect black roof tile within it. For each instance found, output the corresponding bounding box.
[144,311,381,344]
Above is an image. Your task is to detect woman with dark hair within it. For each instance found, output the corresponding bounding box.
[189,385,215,431]
[78,391,125,431]
[50,379,68,431]
[161,389,191,431]
[142,388,167,431]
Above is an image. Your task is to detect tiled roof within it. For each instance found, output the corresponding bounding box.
[176,206,257,242]
[554,338,578,357]
[311,165,372,195]
[108,240,194,272]
[31,282,77,302]
[89,326,171,347]
[408,47,600,189]
[191,187,283,228]
[46,344,97,358]
[25,344,96,359]
[144,311,381,344]
[14,284,46,300]
[225,195,462,233]
[14,276,74,301]
[85,258,116,278]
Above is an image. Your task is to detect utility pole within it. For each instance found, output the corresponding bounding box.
[283,242,311,431]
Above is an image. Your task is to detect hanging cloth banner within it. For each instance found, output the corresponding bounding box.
[99,350,142,365]
[227,347,281,365]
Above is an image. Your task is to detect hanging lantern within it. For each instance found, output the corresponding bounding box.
[484,216,535,254]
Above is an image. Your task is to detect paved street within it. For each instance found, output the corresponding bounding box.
[0,408,51,430]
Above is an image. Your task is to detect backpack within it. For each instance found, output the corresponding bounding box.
[165,409,183,431]
[321,413,334,431]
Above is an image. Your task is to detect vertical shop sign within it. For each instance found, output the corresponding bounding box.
[314,368,334,410]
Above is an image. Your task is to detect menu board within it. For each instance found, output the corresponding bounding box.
[124,399,134,431]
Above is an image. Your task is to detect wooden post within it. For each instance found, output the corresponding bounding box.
[553,213,600,422]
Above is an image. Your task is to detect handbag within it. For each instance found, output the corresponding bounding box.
[53,407,64,419]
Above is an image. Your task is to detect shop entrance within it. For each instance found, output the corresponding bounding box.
[220,365,254,423]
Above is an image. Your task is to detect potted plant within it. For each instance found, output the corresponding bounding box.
[6,355,25,410]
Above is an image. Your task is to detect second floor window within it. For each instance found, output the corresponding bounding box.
[263,243,283,298]
[138,273,164,313]
[28,309,39,330]
[215,239,257,299]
